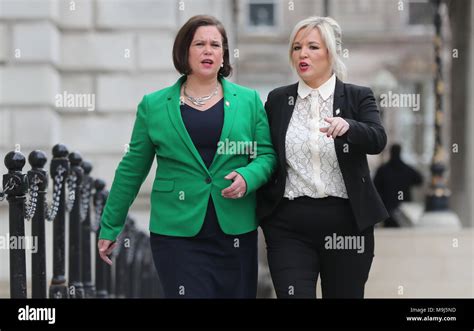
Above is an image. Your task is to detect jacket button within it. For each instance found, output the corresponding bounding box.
[205,177,212,184]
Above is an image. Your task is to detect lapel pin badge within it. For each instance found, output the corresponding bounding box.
[335,108,341,115]
[225,100,230,107]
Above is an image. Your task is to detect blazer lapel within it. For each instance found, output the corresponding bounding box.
[332,78,345,118]
[218,78,238,143]
[166,76,209,173]
[208,78,238,170]
[279,83,298,166]
[333,78,347,160]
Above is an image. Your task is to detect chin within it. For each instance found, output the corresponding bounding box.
[298,70,315,80]
[196,71,218,78]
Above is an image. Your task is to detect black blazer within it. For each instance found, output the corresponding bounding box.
[257,78,389,232]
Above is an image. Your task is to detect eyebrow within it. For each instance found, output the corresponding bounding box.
[193,39,221,43]
[293,41,320,45]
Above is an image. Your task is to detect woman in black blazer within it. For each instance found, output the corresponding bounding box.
[258,16,389,298]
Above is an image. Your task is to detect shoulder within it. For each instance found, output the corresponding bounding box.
[137,81,182,114]
[267,83,298,100]
[342,82,374,100]
[144,85,175,104]
[224,80,258,98]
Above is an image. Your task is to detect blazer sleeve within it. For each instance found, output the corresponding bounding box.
[99,95,155,241]
[264,90,275,124]
[235,90,277,196]
[343,87,387,155]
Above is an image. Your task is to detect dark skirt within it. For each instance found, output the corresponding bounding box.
[149,198,258,298]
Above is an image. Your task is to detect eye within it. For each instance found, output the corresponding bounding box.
[310,45,320,50]
[293,46,301,51]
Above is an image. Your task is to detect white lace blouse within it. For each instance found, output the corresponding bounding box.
[284,74,348,200]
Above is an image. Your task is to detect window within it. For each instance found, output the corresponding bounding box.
[248,0,275,28]
[408,0,434,25]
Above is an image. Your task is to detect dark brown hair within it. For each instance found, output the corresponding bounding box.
[172,15,232,77]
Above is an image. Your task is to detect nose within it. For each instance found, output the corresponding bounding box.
[299,47,308,59]
[204,43,213,54]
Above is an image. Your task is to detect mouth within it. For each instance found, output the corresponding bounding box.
[201,59,214,65]
[299,62,309,70]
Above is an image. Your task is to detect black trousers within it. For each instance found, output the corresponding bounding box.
[261,196,374,298]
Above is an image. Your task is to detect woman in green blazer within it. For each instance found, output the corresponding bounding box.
[97,15,276,298]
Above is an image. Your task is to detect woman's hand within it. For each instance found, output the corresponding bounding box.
[222,171,247,199]
[320,117,350,139]
[98,239,117,265]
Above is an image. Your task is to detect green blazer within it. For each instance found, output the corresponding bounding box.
[99,76,277,241]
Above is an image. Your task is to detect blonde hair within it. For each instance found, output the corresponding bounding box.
[288,16,347,81]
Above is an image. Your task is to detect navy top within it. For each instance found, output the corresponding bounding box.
[180,99,224,168]
[180,98,224,237]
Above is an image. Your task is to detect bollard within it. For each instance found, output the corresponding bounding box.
[3,151,29,298]
[27,150,48,298]
[48,144,70,298]
[80,161,95,298]
[93,179,110,298]
[67,152,85,298]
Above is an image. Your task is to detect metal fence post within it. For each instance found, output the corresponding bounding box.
[67,152,85,298]
[49,144,70,298]
[93,179,110,298]
[81,160,95,298]
[27,150,48,298]
[3,151,28,298]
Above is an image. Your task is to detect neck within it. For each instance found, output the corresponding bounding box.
[185,75,219,95]
[305,71,332,89]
